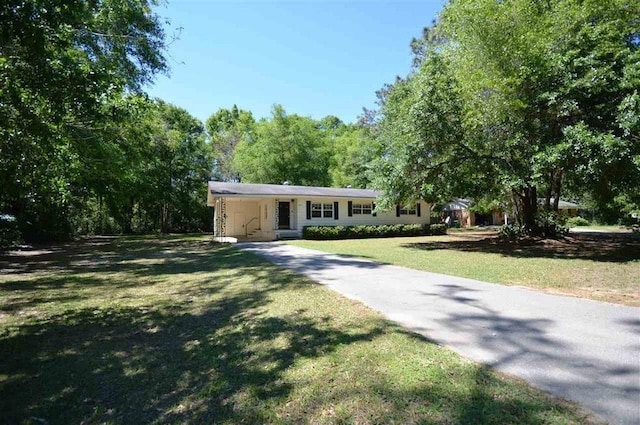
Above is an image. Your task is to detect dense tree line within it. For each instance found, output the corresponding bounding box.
[0,0,380,243]
[0,0,214,241]
[2,0,637,243]
[372,0,639,233]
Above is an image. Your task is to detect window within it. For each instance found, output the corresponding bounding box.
[311,203,322,218]
[311,203,333,218]
[352,203,373,215]
[400,206,417,215]
[322,203,334,218]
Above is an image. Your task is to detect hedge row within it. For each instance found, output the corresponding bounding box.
[302,223,446,240]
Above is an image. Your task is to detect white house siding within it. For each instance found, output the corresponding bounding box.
[294,198,430,234]
[224,199,260,236]
[213,195,430,239]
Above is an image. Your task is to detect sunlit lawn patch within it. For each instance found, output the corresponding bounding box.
[289,231,640,306]
[1,236,599,423]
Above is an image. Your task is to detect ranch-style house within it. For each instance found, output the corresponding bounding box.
[207,181,431,241]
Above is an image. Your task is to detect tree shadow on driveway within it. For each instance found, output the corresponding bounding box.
[414,283,640,424]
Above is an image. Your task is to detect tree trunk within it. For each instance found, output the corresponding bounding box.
[552,170,563,211]
[122,197,133,234]
[515,185,538,234]
[511,191,521,225]
[161,200,169,234]
[544,171,553,211]
[98,194,103,234]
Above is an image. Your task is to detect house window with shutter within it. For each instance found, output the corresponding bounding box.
[310,203,333,218]
[400,206,417,215]
[352,203,373,215]
[322,203,334,218]
[311,203,322,218]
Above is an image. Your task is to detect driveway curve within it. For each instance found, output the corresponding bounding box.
[238,242,640,425]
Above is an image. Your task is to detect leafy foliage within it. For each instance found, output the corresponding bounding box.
[566,216,590,227]
[329,125,381,189]
[233,105,332,186]
[206,105,255,181]
[0,0,169,240]
[374,0,640,235]
[86,98,213,235]
[0,214,22,250]
[497,224,527,241]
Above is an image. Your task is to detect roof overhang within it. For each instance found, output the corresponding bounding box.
[208,181,380,200]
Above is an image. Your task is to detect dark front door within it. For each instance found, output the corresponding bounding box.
[278,202,290,229]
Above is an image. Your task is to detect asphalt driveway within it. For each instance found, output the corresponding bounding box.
[238,242,640,425]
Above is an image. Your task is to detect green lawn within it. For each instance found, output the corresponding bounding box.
[0,235,598,424]
[289,232,640,306]
[569,225,636,232]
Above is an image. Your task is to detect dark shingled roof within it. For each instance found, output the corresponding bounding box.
[209,181,380,199]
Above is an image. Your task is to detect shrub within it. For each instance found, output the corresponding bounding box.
[302,223,443,240]
[498,224,526,240]
[499,219,569,240]
[429,224,447,235]
[566,216,590,227]
[0,214,22,251]
[536,210,568,237]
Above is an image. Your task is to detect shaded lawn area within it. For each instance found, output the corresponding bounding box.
[289,232,640,306]
[0,236,600,424]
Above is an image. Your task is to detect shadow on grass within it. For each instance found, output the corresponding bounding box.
[402,233,640,263]
[0,236,596,424]
[0,237,250,278]
[0,242,382,423]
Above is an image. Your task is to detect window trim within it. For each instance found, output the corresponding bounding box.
[400,207,417,215]
[322,203,334,218]
[311,203,322,218]
[310,202,333,219]
[352,202,373,215]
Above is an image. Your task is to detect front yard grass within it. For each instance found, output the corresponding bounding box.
[569,224,636,233]
[289,231,640,306]
[0,235,598,424]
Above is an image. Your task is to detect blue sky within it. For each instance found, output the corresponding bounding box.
[147,1,446,125]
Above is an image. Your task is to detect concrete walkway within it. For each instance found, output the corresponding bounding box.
[238,242,640,425]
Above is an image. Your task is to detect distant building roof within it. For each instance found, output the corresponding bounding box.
[442,198,474,211]
[208,181,380,199]
[441,198,581,211]
[548,199,581,210]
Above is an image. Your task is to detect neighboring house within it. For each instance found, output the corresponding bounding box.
[441,198,506,227]
[441,198,581,228]
[207,182,430,240]
[550,199,581,217]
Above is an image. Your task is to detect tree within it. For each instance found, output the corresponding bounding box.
[330,125,382,189]
[205,105,255,182]
[233,105,331,186]
[0,0,167,240]
[375,0,640,233]
[372,49,478,210]
[149,100,211,233]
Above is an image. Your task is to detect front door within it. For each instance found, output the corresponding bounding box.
[278,201,290,229]
[233,212,246,235]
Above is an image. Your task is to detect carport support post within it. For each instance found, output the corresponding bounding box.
[213,198,227,238]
